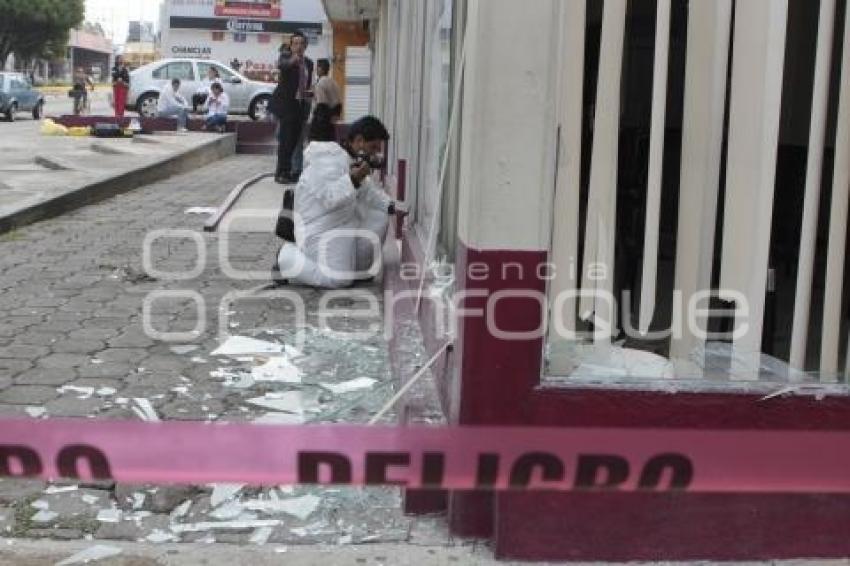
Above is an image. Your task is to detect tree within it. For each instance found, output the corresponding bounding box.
[0,0,85,69]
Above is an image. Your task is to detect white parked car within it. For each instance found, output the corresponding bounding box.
[126,59,275,121]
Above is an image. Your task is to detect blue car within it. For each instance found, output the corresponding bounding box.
[0,72,45,122]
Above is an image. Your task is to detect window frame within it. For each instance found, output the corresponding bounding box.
[152,62,196,81]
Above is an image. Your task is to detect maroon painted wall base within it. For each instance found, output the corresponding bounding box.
[496,492,850,561]
[440,241,850,560]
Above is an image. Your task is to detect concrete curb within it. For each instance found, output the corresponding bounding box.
[0,133,236,235]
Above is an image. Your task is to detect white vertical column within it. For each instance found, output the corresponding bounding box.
[719,0,788,374]
[638,0,671,334]
[579,0,627,341]
[669,0,733,360]
[820,3,850,376]
[789,0,837,370]
[455,0,559,251]
[548,0,586,343]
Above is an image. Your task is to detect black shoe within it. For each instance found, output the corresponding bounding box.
[271,260,289,286]
[275,173,298,185]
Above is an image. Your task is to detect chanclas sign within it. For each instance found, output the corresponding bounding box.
[214,0,281,19]
[170,45,213,57]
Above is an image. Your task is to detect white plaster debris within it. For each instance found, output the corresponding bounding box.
[170,345,200,355]
[184,207,218,216]
[320,377,377,395]
[210,483,244,507]
[31,510,58,523]
[285,345,304,359]
[44,485,78,495]
[131,398,160,422]
[209,501,245,520]
[25,407,46,418]
[250,526,274,545]
[253,412,305,425]
[217,370,254,389]
[211,336,284,357]
[170,500,191,519]
[170,519,281,533]
[30,500,49,510]
[96,508,122,523]
[251,356,302,384]
[57,385,95,399]
[127,511,151,522]
[145,530,177,543]
[55,545,122,565]
[246,392,304,415]
[243,494,321,521]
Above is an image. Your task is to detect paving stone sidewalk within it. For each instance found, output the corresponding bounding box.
[0,155,447,552]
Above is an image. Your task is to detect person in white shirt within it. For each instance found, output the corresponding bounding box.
[193,66,221,113]
[157,78,190,131]
[203,82,229,133]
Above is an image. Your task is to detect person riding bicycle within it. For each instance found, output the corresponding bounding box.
[71,67,94,116]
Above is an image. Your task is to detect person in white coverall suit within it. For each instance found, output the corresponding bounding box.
[276,113,406,288]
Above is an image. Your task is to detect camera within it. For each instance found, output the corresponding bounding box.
[353,151,385,170]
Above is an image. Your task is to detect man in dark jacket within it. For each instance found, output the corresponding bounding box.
[271,31,314,184]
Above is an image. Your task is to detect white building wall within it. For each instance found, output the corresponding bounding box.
[160,0,330,79]
[456,0,559,251]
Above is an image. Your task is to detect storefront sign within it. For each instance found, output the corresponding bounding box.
[226,18,264,32]
[170,16,321,34]
[215,0,281,19]
[170,45,214,57]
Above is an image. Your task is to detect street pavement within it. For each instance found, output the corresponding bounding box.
[0,92,234,233]
[0,154,448,558]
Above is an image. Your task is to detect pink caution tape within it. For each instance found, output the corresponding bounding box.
[1,418,850,493]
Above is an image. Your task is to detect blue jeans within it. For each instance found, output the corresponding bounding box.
[291,100,311,174]
[159,107,188,129]
[205,114,227,129]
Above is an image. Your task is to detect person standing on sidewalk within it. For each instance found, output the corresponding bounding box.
[71,67,93,116]
[269,31,313,184]
[313,59,341,110]
[111,55,131,120]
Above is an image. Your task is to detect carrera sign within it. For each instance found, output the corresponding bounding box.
[226,18,264,32]
[215,0,281,18]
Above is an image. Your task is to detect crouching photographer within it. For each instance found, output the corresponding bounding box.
[273,108,408,289]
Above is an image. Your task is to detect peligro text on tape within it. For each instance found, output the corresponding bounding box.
[1,419,850,493]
